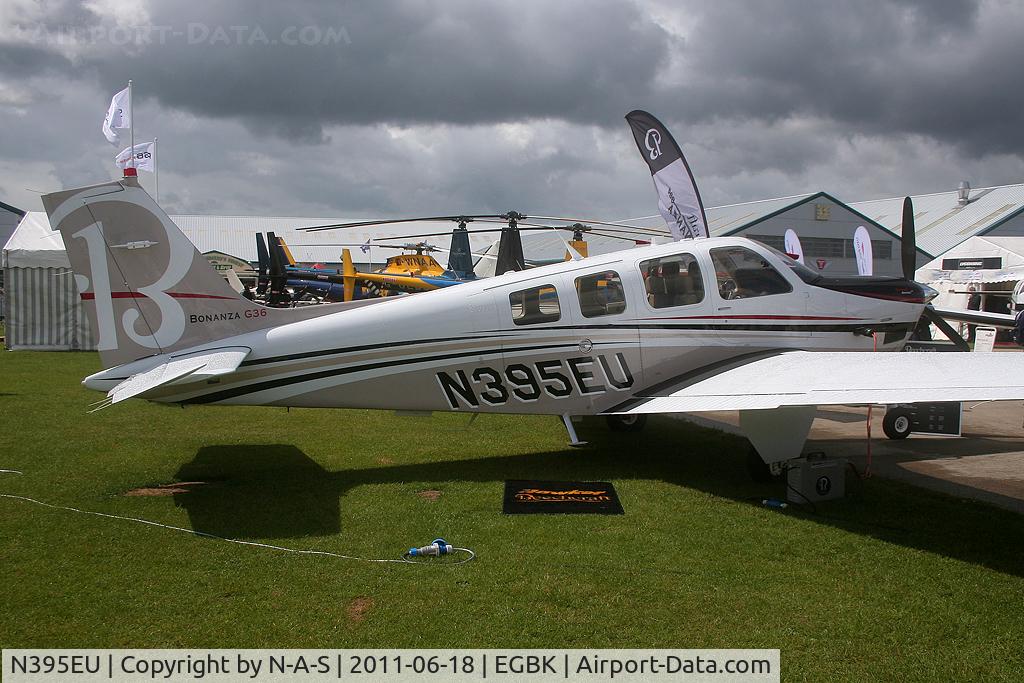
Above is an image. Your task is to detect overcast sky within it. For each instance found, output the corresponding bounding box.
[2,0,1022,222]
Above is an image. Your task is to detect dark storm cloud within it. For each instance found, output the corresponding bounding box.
[1,0,1023,218]
[42,0,676,142]
[4,0,1019,154]
[660,0,1020,155]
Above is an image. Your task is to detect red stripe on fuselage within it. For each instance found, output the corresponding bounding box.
[80,292,237,301]
[646,314,862,321]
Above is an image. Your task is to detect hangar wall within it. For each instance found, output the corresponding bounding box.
[723,195,924,277]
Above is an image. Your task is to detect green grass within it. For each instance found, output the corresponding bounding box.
[2,351,1023,681]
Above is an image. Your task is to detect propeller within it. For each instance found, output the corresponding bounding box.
[900,196,970,350]
[901,196,916,280]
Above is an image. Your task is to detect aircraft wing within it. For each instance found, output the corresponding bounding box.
[605,351,1024,414]
[932,306,1018,330]
[104,347,251,407]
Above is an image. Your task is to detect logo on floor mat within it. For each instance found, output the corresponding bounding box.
[503,480,624,514]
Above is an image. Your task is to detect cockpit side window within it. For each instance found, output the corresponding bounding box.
[639,253,705,308]
[710,246,792,300]
[575,271,627,318]
[510,284,560,325]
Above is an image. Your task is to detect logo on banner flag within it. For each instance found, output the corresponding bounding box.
[644,129,662,160]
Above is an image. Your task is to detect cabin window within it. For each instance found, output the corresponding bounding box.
[710,246,792,300]
[575,271,627,318]
[510,284,561,325]
[640,254,705,308]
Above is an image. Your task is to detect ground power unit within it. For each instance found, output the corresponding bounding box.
[787,458,846,504]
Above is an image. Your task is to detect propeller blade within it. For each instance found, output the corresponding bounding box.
[901,196,917,280]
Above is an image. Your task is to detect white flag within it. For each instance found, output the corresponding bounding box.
[784,228,804,264]
[102,86,131,144]
[115,141,155,172]
[854,225,873,276]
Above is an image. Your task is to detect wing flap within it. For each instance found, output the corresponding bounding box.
[106,346,250,406]
[608,351,1024,414]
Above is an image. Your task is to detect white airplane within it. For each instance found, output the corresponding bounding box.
[42,172,1024,477]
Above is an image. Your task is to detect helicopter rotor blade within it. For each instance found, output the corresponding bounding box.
[297,214,504,233]
[470,217,667,237]
[528,214,670,233]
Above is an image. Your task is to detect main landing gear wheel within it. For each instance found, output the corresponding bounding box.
[605,414,648,432]
[883,408,913,440]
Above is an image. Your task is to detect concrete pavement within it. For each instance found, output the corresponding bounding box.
[680,401,1024,513]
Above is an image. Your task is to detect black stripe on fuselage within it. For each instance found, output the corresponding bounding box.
[240,333,515,367]
[601,349,788,414]
[486,322,911,334]
[183,341,586,404]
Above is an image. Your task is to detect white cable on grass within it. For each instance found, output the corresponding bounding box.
[0,493,470,565]
[0,470,23,475]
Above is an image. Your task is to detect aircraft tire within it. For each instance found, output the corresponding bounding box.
[605,414,648,432]
[883,408,913,440]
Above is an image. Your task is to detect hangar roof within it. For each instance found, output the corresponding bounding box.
[706,193,818,236]
[619,191,895,239]
[850,184,1024,259]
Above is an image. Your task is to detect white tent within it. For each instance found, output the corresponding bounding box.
[916,236,1024,285]
[2,211,92,350]
[916,236,1024,320]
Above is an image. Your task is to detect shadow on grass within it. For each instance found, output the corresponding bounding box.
[170,417,1024,577]
[174,445,339,539]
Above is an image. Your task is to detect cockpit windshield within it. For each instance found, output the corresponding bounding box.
[762,245,823,284]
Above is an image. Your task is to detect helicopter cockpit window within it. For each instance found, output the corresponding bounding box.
[710,246,792,300]
[510,284,561,325]
[575,271,626,318]
[640,254,705,308]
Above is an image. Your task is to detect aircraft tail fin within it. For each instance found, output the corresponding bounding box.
[255,233,270,294]
[342,248,356,302]
[275,235,298,267]
[41,175,328,370]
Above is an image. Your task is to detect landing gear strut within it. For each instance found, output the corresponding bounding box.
[746,445,784,482]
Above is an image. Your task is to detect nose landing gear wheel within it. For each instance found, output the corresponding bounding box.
[883,408,913,440]
[605,414,648,432]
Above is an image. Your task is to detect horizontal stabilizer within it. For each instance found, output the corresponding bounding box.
[607,351,1024,414]
[106,347,250,406]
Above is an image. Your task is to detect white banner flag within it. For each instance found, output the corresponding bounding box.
[626,110,709,240]
[102,86,131,144]
[784,228,804,264]
[115,141,155,172]
[854,225,873,276]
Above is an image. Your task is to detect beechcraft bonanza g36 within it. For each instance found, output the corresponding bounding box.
[43,172,1024,475]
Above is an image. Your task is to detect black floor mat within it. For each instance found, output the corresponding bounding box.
[503,480,624,514]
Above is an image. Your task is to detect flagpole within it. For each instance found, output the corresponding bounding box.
[153,137,159,202]
[128,79,134,169]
